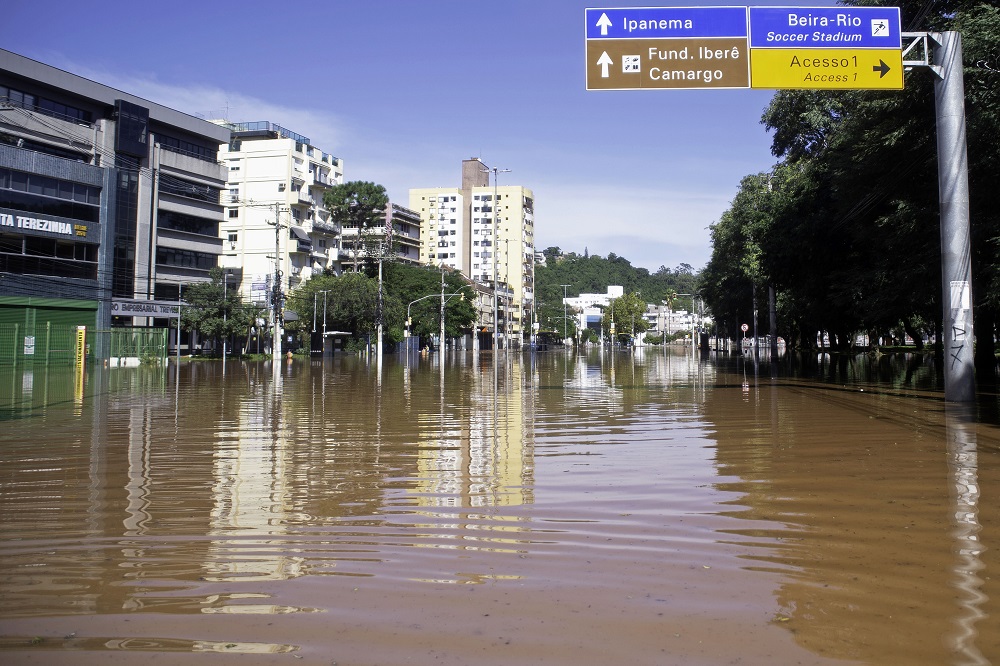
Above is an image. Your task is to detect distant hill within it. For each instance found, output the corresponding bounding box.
[534,247,699,333]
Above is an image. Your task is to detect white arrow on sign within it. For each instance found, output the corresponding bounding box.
[596,12,612,36]
[597,51,613,78]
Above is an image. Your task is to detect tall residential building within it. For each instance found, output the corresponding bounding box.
[217,121,343,305]
[387,203,421,266]
[340,201,422,272]
[0,49,229,341]
[409,158,535,343]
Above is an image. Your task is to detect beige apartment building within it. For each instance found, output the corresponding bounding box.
[216,121,343,306]
[410,158,535,344]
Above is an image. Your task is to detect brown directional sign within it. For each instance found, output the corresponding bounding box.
[586,38,750,90]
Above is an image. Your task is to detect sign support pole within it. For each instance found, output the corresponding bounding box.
[933,31,975,402]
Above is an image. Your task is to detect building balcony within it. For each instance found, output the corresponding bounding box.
[158,146,226,183]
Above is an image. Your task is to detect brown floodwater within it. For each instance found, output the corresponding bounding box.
[1,349,999,665]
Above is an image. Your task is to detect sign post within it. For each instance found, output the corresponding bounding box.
[586,6,977,400]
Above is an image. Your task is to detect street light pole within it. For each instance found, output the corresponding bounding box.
[439,264,446,353]
[479,160,510,359]
[561,284,570,344]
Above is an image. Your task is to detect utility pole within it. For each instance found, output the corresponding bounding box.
[561,284,571,343]
[439,264,446,354]
[271,202,283,363]
[479,160,510,362]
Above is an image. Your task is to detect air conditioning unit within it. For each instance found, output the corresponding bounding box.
[290,267,300,276]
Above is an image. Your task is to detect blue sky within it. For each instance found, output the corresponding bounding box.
[5,0,835,272]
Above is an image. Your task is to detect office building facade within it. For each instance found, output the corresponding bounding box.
[0,49,229,346]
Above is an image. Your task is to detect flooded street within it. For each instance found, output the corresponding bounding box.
[1,349,999,665]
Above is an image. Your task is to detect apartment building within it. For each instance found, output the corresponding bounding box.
[409,158,535,345]
[340,201,422,272]
[217,121,343,306]
[0,49,229,343]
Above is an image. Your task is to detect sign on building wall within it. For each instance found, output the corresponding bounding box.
[111,299,181,318]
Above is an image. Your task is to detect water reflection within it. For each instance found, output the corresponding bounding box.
[0,349,998,664]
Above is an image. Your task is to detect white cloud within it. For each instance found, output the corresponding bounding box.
[50,61,348,154]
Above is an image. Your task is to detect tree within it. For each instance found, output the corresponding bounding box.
[602,292,650,344]
[324,181,389,271]
[702,0,1000,358]
[287,263,477,350]
[181,268,261,354]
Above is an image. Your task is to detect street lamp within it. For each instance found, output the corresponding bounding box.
[312,289,331,355]
[406,288,464,355]
[561,284,571,344]
[221,268,234,359]
[479,160,510,357]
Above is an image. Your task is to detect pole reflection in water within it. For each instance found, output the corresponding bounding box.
[0,351,998,665]
[944,404,987,665]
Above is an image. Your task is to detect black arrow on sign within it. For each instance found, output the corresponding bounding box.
[873,60,891,78]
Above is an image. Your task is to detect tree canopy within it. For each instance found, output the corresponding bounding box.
[181,268,263,353]
[324,181,389,271]
[286,262,477,347]
[701,0,999,361]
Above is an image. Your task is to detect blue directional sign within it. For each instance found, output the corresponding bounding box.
[748,6,902,49]
[585,7,749,40]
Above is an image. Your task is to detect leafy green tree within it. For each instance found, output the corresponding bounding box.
[324,181,389,271]
[287,263,477,349]
[702,0,1000,359]
[601,292,650,343]
[181,268,261,354]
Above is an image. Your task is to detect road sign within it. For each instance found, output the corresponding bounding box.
[750,48,903,89]
[748,7,901,50]
[587,38,750,90]
[748,6,903,90]
[586,6,904,91]
[586,7,750,40]
[741,323,749,332]
[586,6,750,90]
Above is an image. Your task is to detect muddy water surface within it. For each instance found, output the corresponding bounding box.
[1,350,999,665]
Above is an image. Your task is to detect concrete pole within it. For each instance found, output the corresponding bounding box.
[934,32,975,402]
[377,256,383,369]
[272,202,283,364]
[440,265,446,354]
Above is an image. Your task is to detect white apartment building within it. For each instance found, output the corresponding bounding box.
[216,121,343,306]
[410,158,535,343]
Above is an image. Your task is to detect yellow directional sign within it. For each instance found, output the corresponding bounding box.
[750,48,903,89]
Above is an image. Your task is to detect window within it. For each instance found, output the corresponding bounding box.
[449,230,456,235]
[228,209,239,218]
[228,232,238,245]
[278,183,286,192]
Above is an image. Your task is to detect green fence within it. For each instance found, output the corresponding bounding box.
[0,325,169,366]
[0,323,80,366]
